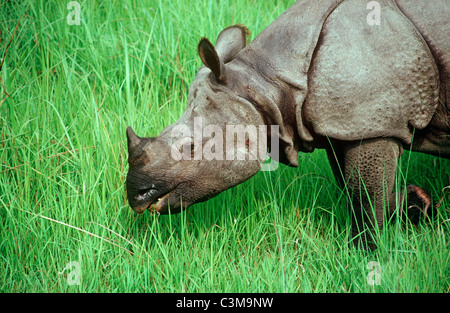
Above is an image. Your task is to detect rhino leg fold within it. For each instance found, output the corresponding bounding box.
[326,141,346,189]
[341,138,401,250]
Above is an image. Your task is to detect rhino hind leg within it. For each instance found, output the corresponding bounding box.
[388,185,434,225]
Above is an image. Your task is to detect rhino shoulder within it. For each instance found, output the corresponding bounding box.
[303,0,440,144]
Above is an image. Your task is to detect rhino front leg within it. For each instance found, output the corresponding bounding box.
[342,138,401,249]
[328,138,434,249]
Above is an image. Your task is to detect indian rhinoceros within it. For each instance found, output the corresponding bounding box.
[125,0,449,248]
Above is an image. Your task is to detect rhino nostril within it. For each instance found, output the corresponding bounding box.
[136,188,158,201]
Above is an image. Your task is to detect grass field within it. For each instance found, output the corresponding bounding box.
[1,0,449,293]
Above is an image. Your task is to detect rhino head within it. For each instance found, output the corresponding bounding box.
[126,26,276,214]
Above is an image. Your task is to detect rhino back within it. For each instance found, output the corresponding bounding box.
[304,0,440,145]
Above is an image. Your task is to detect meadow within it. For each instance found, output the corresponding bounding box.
[1,0,449,293]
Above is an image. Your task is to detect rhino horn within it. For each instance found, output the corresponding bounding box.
[126,126,144,160]
[198,37,226,82]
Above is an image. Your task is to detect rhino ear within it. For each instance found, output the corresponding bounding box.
[215,25,249,63]
[198,37,226,82]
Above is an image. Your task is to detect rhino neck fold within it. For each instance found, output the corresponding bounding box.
[229,61,309,167]
[229,0,345,165]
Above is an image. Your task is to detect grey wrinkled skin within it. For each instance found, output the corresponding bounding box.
[126,0,449,248]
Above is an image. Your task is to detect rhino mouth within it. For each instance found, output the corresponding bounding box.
[147,191,173,214]
[131,189,172,214]
[131,181,187,214]
[130,181,204,214]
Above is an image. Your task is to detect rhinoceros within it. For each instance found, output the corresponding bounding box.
[125,0,449,247]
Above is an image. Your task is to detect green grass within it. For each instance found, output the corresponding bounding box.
[1,0,449,293]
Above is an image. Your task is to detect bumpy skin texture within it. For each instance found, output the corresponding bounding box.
[343,138,401,249]
[395,0,450,155]
[305,0,440,145]
[302,0,448,247]
[126,0,449,248]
